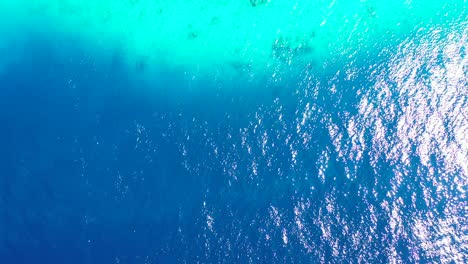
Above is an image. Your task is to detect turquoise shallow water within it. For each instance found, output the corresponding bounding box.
[0,1,467,263]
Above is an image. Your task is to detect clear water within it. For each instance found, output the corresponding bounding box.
[0,1,467,263]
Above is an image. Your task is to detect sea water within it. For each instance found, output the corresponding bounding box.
[0,1,466,263]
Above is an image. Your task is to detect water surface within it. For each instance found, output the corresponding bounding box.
[0,1,467,263]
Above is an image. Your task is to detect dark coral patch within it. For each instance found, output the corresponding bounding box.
[367,6,377,18]
[271,36,315,62]
[249,0,269,7]
[187,31,199,40]
[135,58,147,73]
[210,17,220,25]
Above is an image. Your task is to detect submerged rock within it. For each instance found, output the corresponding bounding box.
[249,0,269,7]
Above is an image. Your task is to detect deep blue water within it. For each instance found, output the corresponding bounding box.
[1,25,467,263]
